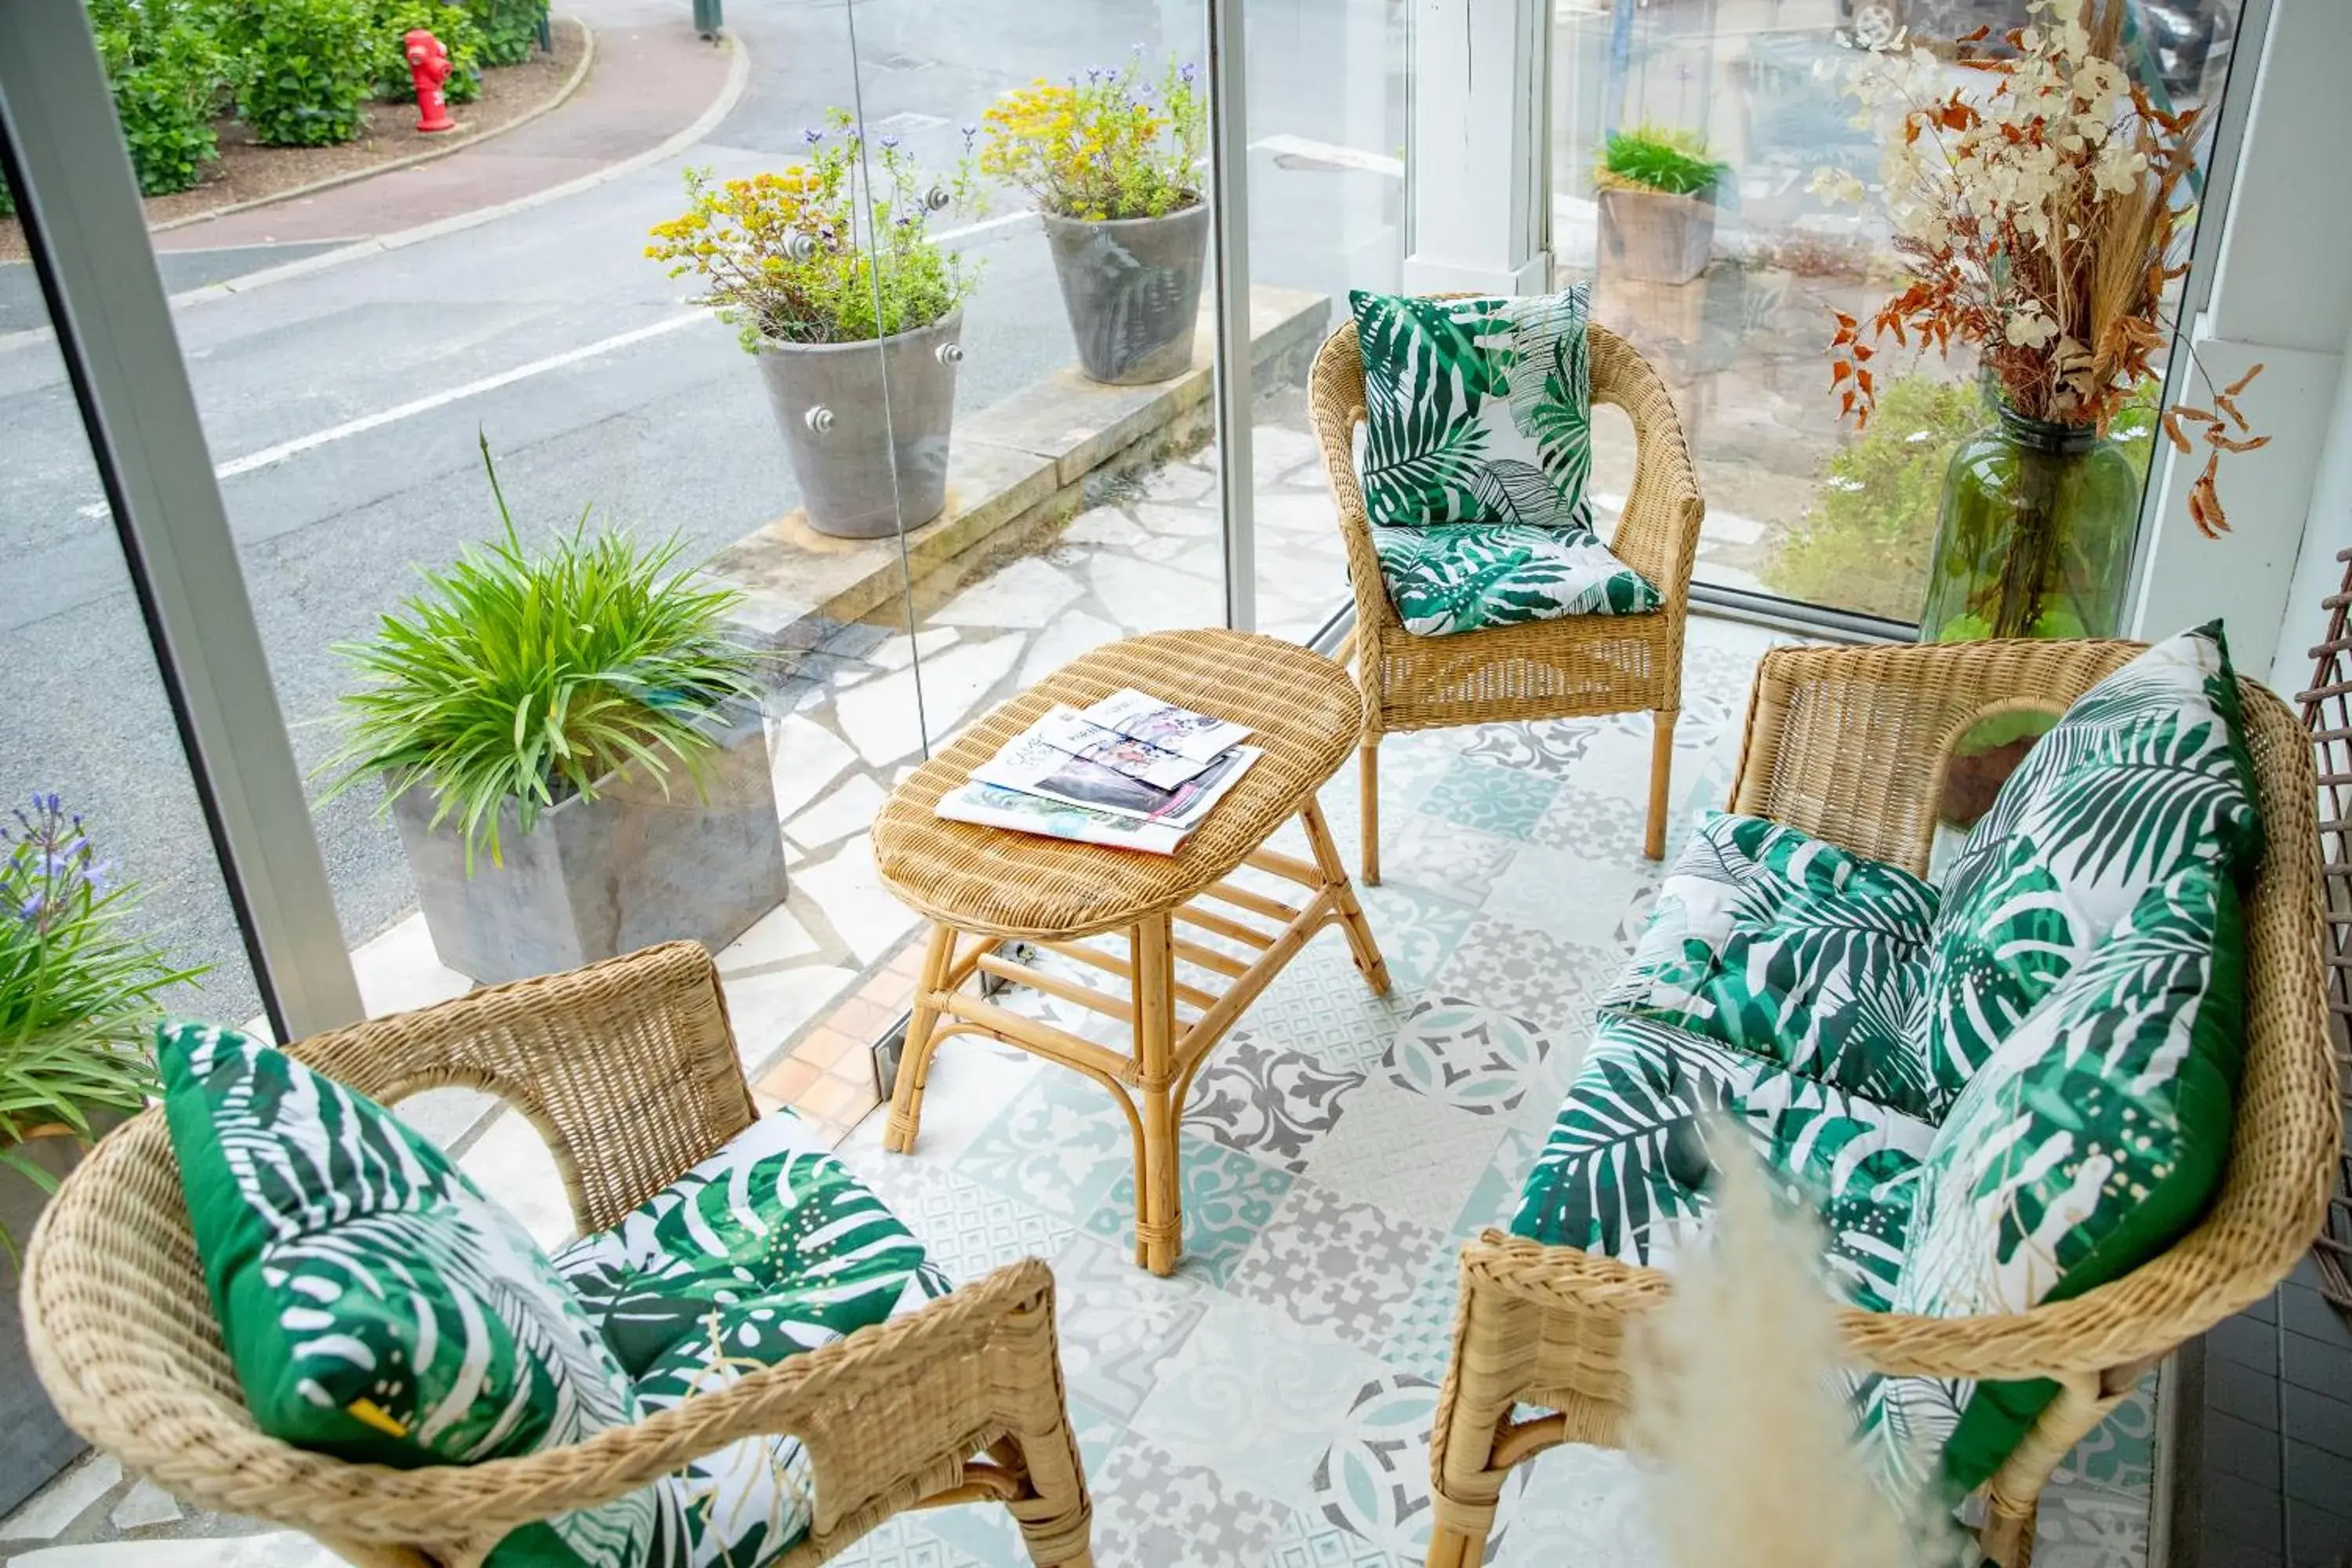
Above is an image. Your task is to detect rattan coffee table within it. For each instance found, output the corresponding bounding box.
[873,629,1391,1276]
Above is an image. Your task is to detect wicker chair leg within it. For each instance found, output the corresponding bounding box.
[1645,709,1679,861]
[1359,739,1382,886]
[1980,1493,2039,1568]
[996,1269,1097,1566]
[885,924,959,1153]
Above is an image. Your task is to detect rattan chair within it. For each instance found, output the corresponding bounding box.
[20,942,1095,1568]
[1309,312,1706,880]
[1421,639,2339,1568]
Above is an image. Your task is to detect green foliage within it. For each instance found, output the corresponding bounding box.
[321,438,767,869]
[468,0,545,67]
[369,0,485,103]
[1597,123,1730,198]
[980,53,1207,221]
[89,0,226,195]
[1763,374,2158,623]
[1,793,202,1265]
[216,0,375,147]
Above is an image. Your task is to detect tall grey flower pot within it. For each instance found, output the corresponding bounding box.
[1596,186,1716,286]
[1041,201,1210,385]
[2,1129,94,1517]
[755,312,963,540]
[390,702,788,987]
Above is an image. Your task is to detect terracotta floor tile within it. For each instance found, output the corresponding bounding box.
[799,1072,862,1120]
[793,1026,858,1072]
[757,1055,821,1105]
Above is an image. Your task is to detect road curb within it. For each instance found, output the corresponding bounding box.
[0,26,748,358]
[146,16,600,240]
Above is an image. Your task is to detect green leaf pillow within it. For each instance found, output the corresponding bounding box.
[1370,521,1660,637]
[158,1022,639,1470]
[1865,858,2245,1501]
[1921,622,2261,1110]
[1351,285,1598,528]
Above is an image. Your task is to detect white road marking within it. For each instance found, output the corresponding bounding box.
[1250,134,1403,179]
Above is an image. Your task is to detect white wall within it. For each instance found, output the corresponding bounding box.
[2131,0,2352,691]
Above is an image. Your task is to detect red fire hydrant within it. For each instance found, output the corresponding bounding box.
[405,29,458,134]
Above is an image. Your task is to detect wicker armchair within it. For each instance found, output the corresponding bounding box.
[1309,314,1706,880]
[20,942,1094,1568]
[1422,640,2339,1568]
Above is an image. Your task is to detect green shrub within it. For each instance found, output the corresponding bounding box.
[321,439,766,869]
[1762,373,2159,623]
[220,0,375,147]
[0,170,13,220]
[468,0,545,67]
[89,0,226,196]
[368,0,484,103]
[1596,123,1730,198]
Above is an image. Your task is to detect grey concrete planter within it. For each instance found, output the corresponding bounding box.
[1597,185,1717,286]
[390,701,788,987]
[754,312,963,540]
[2,1123,105,1516]
[1042,201,1209,386]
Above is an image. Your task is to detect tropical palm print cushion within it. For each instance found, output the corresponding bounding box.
[158,1022,641,1475]
[1352,285,1599,528]
[1863,859,2246,1502]
[1512,1011,1936,1312]
[1920,622,2259,1110]
[533,1111,951,1568]
[1370,520,1661,637]
[1602,811,1939,1118]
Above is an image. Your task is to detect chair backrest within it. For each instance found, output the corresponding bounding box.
[1733,639,2339,1368]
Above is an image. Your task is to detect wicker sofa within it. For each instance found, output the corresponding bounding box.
[20,942,1094,1568]
[1422,637,2339,1568]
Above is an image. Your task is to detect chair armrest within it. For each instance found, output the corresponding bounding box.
[293,942,758,1237]
[1308,326,1404,713]
[1588,325,1704,609]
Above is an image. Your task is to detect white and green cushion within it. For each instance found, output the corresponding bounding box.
[1351,285,1599,528]
[1921,622,2260,1110]
[1861,859,2246,1501]
[1511,1011,1935,1312]
[1603,811,1939,1120]
[1369,520,1661,637]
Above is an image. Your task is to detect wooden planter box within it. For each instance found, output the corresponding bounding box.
[1597,185,1717,286]
[391,702,789,987]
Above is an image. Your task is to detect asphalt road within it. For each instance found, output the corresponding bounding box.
[0,0,1414,1022]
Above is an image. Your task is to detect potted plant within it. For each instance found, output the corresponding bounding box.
[2,791,198,1514]
[982,52,1208,385]
[1595,123,1730,286]
[1819,0,2266,818]
[323,441,786,986]
[646,113,980,539]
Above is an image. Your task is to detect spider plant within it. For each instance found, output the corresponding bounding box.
[321,437,767,871]
[1,792,201,1265]
[1596,124,1730,198]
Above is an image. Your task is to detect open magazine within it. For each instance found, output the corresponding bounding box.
[938,691,1258,854]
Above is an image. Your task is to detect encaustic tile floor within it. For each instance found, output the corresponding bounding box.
[2,615,2159,1567]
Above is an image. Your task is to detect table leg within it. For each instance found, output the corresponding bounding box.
[1301,799,1392,996]
[1132,913,1183,1276]
[884,923,958,1154]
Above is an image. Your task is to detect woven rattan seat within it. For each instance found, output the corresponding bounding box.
[874,630,1388,1276]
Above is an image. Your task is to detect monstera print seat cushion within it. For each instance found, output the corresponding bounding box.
[162,1022,946,1568]
[1602,811,1940,1119]
[1349,285,1661,637]
[1512,1011,1936,1313]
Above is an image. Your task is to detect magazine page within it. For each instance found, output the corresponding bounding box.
[1029,706,1214,790]
[972,728,1189,821]
[935,781,1189,855]
[1081,688,1253,764]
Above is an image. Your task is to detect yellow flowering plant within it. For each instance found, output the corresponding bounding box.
[645,108,982,349]
[980,52,1205,222]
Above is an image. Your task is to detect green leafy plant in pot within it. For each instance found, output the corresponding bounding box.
[321,440,786,985]
[646,112,982,539]
[982,51,1210,385]
[1595,123,1730,286]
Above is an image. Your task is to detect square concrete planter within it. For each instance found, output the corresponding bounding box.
[390,702,788,987]
[1598,185,1717,286]
[2,1130,92,1517]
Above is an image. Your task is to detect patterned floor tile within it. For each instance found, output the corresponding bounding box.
[1375,1238,1468,1386]
[1185,1036,1364,1173]
[1230,1180,1448,1355]
[1416,763,1563,840]
[1238,937,1423,1073]
[1480,841,1660,951]
[1356,884,1478,991]
[1090,1427,1290,1567]
[1381,812,1522,904]
[1385,995,1554,1118]
[847,1153,1074,1286]
[848,1032,1045,1170]
[1047,1233,1211,1420]
[1298,1074,1508,1233]
[1526,782,1662,870]
[957,1069,1134,1224]
[1425,914,1615,1036]
[2027,1485,2150,1568]
[1267,1506,1412,1568]
[1454,1120,1546,1239]
[1082,1132,1294,1286]
[1129,1294,1389,1512]
[1489,1442,1660,1566]
[1311,1373,1447,1562]
[820,1513,991,1568]
[2048,1374,2158,1497]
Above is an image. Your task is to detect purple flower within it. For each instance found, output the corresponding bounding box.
[1178,61,1198,83]
[880,134,901,149]
[1087,66,1103,82]
[803,126,825,144]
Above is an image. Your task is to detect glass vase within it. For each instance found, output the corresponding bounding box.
[1921,402,2143,825]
